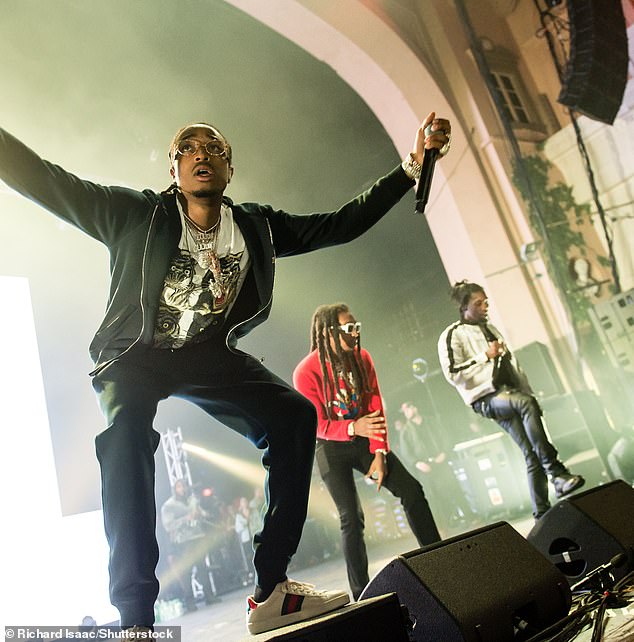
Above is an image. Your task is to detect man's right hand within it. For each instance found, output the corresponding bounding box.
[352,410,387,440]
[486,340,505,360]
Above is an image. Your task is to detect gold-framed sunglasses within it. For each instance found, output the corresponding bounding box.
[174,138,227,158]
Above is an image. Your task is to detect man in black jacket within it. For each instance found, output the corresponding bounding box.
[0,114,451,637]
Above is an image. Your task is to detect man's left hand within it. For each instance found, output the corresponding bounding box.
[366,451,388,491]
[411,112,452,166]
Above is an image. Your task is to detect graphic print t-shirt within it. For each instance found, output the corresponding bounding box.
[331,370,360,420]
[153,203,250,349]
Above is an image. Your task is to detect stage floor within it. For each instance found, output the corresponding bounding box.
[159,516,536,642]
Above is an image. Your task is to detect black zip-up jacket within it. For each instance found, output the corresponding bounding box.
[0,127,415,375]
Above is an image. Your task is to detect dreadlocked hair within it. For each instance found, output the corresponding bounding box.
[310,303,372,420]
[450,280,484,317]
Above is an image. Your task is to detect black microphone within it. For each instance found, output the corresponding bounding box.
[570,553,628,592]
[414,146,438,215]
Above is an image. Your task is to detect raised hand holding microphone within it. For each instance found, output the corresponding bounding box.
[401,112,452,214]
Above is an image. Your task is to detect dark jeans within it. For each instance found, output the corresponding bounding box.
[92,339,317,627]
[171,537,214,606]
[316,437,440,600]
[472,387,568,518]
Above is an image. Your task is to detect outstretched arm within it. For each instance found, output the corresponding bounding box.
[0,127,153,245]
[266,112,452,257]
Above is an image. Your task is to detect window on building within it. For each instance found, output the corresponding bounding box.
[491,71,530,124]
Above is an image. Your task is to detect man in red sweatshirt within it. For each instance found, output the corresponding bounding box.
[293,302,441,600]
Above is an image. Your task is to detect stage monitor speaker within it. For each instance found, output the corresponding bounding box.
[539,392,610,489]
[452,432,530,519]
[514,342,564,400]
[558,0,628,124]
[359,522,571,642]
[527,480,634,585]
[248,593,409,641]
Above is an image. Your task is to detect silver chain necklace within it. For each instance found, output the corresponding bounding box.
[183,213,227,299]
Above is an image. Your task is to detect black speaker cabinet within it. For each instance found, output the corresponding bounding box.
[359,522,571,642]
[452,432,530,519]
[558,0,628,124]
[540,391,611,488]
[247,593,409,641]
[515,342,564,400]
[527,480,634,585]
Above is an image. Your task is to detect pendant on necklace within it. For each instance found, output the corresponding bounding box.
[209,280,224,300]
[196,248,221,272]
[196,249,226,301]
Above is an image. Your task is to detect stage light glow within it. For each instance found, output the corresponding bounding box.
[183,442,339,524]
[183,442,266,486]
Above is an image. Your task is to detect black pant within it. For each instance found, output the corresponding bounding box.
[315,437,440,600]
[472,387,568,518]
[92,339,317,627]
[170,537,214,606]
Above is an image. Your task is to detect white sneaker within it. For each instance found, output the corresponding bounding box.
[246,579,350,635]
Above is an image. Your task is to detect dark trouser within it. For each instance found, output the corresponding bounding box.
[315,437,440,600]
[171,538,214,606]
[92,339,317,627]
[472,387,568,518]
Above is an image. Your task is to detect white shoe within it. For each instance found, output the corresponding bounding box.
[246,579,350,635]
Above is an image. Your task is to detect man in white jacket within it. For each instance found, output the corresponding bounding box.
[438,280,585,519]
